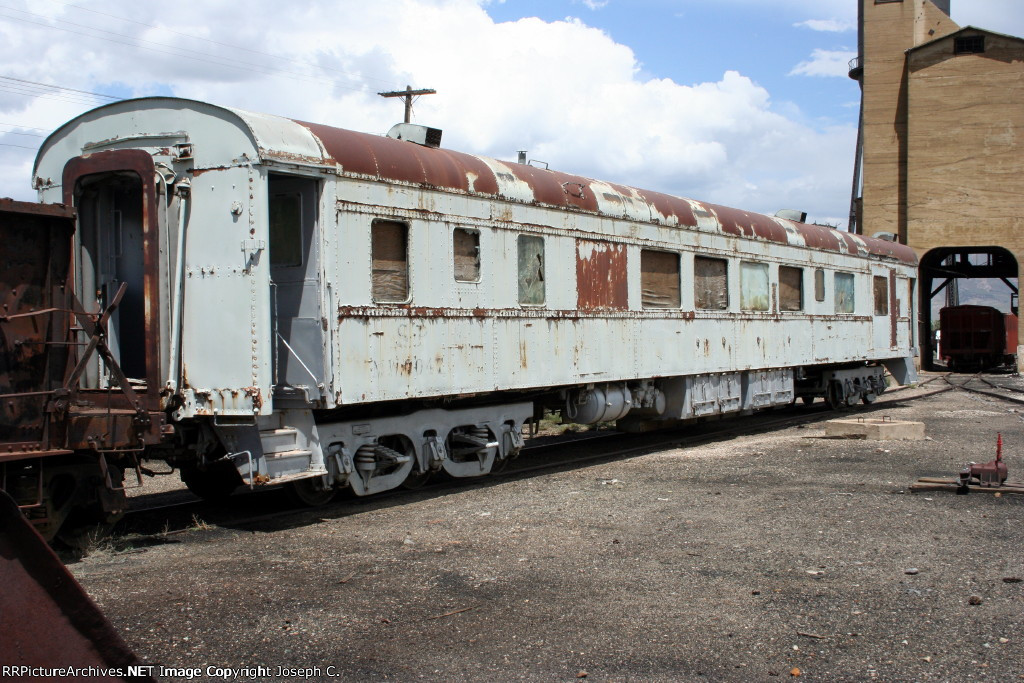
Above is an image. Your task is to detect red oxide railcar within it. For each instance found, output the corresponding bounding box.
[939,305,1018,371]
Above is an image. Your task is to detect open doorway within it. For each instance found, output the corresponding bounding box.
[74,172,147,384]
[268,174,324,402]
[919,247,1019,372]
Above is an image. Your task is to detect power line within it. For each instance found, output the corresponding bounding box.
[47,0,403,91]
[0,122,52,133]
[0,84,110,107]
[379,86,437,124]
[0,5,398,96]
[0,142,39,150]
[0,129,47,138]
[0,81,115,107]
[0,75,118,100]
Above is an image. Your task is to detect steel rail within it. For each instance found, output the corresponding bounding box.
[112,380,957,543]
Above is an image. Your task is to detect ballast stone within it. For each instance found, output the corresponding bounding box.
[824,418,926,440]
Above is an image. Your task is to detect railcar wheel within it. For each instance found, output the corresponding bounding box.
[490,454,512,474]
[285,478,336,507]
[401,467,432,490]
[825,382,846,410]
[55,519,118,552]
[180,460,242,501]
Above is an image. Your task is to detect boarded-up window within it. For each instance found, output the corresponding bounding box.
[269,192,302,267]
[779,266,803,312]
[740,262,769,311]
[518,234,545,305]
[640,250,680,309]
[814,269,826,302]
[453,228,480,282]
[695,256,728,310]
[371,220,409,302]
[835,272,855,313]
[873,276,889,316]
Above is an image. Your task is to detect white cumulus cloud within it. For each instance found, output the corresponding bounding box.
[0,0,856,225]
[795,18,855,33]
[790,49,858,78]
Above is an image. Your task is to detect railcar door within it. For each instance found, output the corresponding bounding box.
[897,276,914,352]
[74,173,147,384]
[268,175,325,403]
[63,149,163,398]
[870,267,898,353]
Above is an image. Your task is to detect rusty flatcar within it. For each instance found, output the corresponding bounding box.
[0,97,919,541]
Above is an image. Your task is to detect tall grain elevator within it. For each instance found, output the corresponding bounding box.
[849,0,1024,370]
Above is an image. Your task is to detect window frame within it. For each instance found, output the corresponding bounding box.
[453,227,481,283]
[370,219,411,303]
[873,275,889,316]
[814,269,826,303]
[834,271,856,314]
[268,191,304,268]
[517,234,546,306]
[640,249,681,309]
[740,261,770,312]
[779,265,804,312]
[694,255,730,311]
[954,35,985,54]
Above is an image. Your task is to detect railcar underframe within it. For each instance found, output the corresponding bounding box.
[0,98,919,541]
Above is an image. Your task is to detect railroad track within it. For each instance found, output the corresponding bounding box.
[941,373,1024,406]
[111,373,1019,546]
[113,408,831,541]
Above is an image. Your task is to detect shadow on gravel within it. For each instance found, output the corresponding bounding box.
[113,400,910,543]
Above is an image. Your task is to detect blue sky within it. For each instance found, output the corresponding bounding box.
[1,0,1021,226]
[488,0,859,124]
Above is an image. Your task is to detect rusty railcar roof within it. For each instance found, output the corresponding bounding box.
[294,119,915,266]
[33,97,917,266]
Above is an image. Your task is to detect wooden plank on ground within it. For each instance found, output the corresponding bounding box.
[910,477,1024,494]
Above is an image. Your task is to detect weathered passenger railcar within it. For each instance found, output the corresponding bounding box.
[1,97,918,539]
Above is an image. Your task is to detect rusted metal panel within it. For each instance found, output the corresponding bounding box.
[0,200,74,456]
[298,120,500,195]
[0,490,154,680]
[576,240,627,310]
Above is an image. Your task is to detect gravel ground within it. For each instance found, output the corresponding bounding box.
[69,374,1024,682]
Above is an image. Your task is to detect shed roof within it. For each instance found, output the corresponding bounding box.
[908,25,1024,53]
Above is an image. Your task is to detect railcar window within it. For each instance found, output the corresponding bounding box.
[695,256,729,310]
[269,192,302,267]
[873,276,889,316]
[453,228,481,282]
[641,250,681,309]
[740,262,770,312]
[814,269,826,302]
[371,220,409,302]
[517,235,545,305]
[779,266,803,312]
[835,272,855,313]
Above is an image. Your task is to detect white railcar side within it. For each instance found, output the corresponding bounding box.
[30,97,918,507]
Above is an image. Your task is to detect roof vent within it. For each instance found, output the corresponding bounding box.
[387,123,442,148]
[775,209,807,223]
[872,231,899,242]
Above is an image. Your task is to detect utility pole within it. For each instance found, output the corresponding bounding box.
[378,85,436,123]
